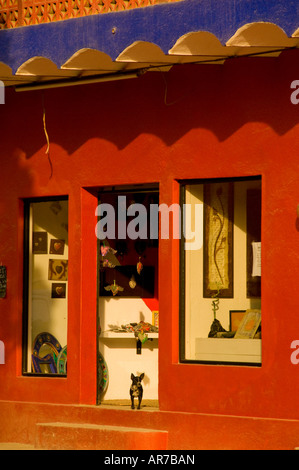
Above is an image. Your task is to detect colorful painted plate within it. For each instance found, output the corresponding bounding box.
[57,346,67,374]
[98,352,109,397]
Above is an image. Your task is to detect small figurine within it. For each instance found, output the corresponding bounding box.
[130,373,144,410]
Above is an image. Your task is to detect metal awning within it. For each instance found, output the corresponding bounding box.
[0,0,298,89]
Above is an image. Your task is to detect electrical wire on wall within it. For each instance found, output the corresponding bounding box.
[42,92,53,179]
[160,71,189,107]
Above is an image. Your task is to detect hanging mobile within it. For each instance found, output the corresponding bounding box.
[137,257,143,275]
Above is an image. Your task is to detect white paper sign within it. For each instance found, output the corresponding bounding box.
[252,242,261,277]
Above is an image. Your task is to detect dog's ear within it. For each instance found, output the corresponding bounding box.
[139,373,144,380]
[131,373,135,380]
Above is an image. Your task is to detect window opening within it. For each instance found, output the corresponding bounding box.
[23,198,68,375]
[180,177,261,365]
[97,186,159,406]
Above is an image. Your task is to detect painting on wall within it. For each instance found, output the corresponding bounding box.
[51,283,66,299]
[203,182,234,298]
[32,232,48,254]
[50,239,65,255]
[48,259,68,281]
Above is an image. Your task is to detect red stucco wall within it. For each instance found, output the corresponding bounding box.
[1,50,299,422]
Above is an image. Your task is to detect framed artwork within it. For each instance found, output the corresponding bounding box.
[50,239,65,255]
[234,309,261,339]
[51,283,66,299]
[204,182,234,298]
[246,188,261,298]
[229,310,246,332]
[32,231,48,254]
[48,259,68,281]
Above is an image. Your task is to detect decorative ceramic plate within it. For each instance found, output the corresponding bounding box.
[98,352,109,396]
[57,346,67,374]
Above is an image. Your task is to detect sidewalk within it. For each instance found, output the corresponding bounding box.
[0,443,35,450]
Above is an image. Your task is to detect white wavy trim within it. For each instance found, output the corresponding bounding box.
[2,22,299,86]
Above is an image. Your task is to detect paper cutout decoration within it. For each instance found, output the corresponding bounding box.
[104,280,124,296]
[252,242,261,277]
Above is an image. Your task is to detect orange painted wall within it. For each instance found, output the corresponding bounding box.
[1,50,299,421]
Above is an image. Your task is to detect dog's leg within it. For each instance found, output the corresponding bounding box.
[131,395,135,409]
[137,394,142,410]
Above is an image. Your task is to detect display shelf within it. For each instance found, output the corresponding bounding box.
[100,331,159,339]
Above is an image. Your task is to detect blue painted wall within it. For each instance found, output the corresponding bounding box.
[0,0,298,72]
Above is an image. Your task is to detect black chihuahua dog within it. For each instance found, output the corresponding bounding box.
[130,373,144,410]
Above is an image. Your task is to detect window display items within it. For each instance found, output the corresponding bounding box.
[100,265,155,298]
[48,259,68,281]
[50,239,65,255]
[100,242,118,268]
[31,332,64,374]
[98,352,109,399]
[208,285,229,337]
[51,283,66,298]
[234,309,261,339]
[32,231,48,254]
[204,183,233,298]
[129,275,136,289]
[136,257,143,275]
[104,280,124,296]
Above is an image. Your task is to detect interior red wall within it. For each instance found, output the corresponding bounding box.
[1,50,299,420]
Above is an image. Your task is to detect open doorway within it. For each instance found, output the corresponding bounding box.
[97,185,159,408]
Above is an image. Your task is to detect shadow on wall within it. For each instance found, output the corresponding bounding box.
[1,49,299,160]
